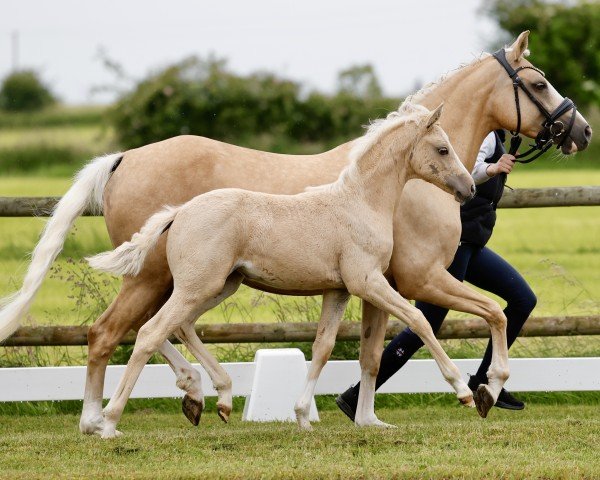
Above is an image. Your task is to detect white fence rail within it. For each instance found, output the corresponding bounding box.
[2,355,598,402]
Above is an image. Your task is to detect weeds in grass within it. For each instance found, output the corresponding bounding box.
[49,258,119,326]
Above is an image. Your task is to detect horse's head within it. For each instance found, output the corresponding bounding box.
[490,31,592,154]
[410,104,475,204]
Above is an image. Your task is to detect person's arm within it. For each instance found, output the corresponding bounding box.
[471,132,497,185]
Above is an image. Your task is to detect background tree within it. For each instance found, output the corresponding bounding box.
[337,64,383,99]
[482,0,599,110]
[0,70,56,112]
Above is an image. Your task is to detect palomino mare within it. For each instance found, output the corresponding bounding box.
[87,104,475,438]
[0,32,592,432]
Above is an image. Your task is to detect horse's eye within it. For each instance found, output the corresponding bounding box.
[438,147,449,155]
[534,82,547,91]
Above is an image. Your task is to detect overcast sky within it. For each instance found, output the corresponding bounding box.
[1,0,500,104]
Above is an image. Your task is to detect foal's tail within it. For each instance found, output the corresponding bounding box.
[87,205,182,277]
[0,153,123,343]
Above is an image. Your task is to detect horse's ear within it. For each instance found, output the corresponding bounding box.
[509,31,530,62]
[425,103,444,129]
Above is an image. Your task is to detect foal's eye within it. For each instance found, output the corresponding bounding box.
[438,147,449,155]
[534,82,547,91]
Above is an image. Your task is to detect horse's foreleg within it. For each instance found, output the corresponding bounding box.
[413,269,509,418]
[350,272,474,408]
[294,289,350,430]
[354,300,392,428]
[80,276,169,435]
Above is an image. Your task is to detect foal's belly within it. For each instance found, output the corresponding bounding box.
[237,259,344,294]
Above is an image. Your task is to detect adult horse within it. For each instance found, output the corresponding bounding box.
[0,32,591,433]
[88,104,475,437]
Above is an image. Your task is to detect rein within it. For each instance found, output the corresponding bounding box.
[492,48,577,163]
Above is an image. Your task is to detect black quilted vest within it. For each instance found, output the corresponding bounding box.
[460,130,506,247]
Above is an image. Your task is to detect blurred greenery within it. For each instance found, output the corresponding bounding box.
[108,56,399,150]
[0,70,56,112]
[482,0,599,110]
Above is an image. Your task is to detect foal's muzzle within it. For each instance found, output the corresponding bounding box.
[454,183,476,205]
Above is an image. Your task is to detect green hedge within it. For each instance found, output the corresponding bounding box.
[109,57,400,150]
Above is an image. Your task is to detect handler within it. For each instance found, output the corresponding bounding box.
[337,130,537,418]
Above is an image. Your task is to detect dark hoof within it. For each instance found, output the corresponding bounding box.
[474,385,495,419]
[182,394,203,426]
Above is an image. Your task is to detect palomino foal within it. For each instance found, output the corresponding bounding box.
[89,104,475,437]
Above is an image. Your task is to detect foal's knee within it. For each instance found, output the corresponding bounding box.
[486,302,507,330]
[404,309,435,340]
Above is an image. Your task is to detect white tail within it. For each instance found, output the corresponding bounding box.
[87,205,181,277]
[0,153,123,343]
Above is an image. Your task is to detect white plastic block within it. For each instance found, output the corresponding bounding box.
[242,348,319,422]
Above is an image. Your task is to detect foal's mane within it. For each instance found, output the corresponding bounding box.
[306,103,429,194]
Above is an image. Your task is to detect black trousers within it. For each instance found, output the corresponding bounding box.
[352,243,537,394]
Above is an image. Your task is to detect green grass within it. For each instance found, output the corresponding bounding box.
[0,400,598,479]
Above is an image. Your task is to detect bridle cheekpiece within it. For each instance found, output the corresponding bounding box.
[492,48,577,163]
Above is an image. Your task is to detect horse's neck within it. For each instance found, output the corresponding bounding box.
[415,58,497,172]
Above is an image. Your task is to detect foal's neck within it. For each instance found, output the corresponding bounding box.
[416,57,497,172]
[342,137,409,215]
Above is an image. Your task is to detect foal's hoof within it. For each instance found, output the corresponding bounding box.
[217,403,231,423]
[474,385,495,418]
[459,395,475,408]
[182,394,204,426]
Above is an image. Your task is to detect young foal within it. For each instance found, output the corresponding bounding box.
[88,104,474,437]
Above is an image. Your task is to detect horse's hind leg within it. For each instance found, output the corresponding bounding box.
[354,300,393,428]
[175,272,245,423]
[410,268,509,418]
[294,289,350,430]
[80,274,171,435]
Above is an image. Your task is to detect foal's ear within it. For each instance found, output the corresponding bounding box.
[425,103,444,129]
[509,31,530,62]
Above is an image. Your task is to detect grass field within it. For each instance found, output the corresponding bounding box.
[0,399,599,479]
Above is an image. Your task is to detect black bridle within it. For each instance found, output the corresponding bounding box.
[492,48,577,163]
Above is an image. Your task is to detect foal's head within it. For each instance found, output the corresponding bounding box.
[403,104,475,204]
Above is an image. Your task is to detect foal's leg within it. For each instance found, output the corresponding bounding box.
[101,283,223,439]
[410,268,509,418]
[174,272,245,423]
[348,272,474,407]
[159,340,205,426]
[294,289,350,430]
[354,301,393,428]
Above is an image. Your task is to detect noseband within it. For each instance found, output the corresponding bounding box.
[492,48,577,163]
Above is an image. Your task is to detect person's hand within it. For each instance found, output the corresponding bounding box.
[486,154,516,177]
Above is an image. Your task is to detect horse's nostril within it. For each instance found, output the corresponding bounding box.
[470,184,476,196]
[584,125,593,143]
